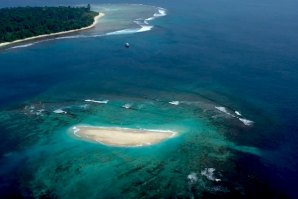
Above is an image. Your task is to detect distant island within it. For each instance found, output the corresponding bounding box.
[0,5,104,48]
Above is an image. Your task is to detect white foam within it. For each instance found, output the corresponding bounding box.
[105,24,153,36]
[145,17,154,21]
[134,19,154,32]
[53,109,67,114]
[105,28,139,35]
[239,118,254,126]
[215,106,229,114]
[12,43,34,49]
[144,8,166,23]
[56,35,83,40]
[122,103,132,109]
[235,111,242,116]
[215,106,237,117]
[72,126,81,135]
[84,99,109,104]
[154,8,167,17]
[105,7,166,36]
[216,106,254,126]
[137,25,154,32]
[187,172,198,184]
[24,105,45,116]
[36,109,45,116]
[215,106,231,115]
[201,168,221,182]
[169,101,180,106]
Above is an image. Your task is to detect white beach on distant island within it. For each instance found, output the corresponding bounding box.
[71,126,177,147]
[0,12,105,48]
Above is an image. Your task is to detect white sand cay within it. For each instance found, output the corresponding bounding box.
[0,13,105,48]
[71,126,177,147]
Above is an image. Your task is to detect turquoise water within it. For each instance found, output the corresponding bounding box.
[1,1,298,198]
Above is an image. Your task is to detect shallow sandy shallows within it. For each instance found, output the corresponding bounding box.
[71,126,177,147]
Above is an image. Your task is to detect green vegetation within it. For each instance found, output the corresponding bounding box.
[0,5,98,43]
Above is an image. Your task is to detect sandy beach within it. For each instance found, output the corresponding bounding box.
[0,12,105,48]
[71,126,177,147]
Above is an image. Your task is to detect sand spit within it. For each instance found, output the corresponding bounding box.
[71,126,177,147]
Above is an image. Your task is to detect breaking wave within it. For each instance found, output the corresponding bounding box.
[84,99,109,104]
[215,106,254,126]
[239,118,254,126]
[105,7,166,35]
[215,106,234,117]
[11,43,35,49]
[201,168,221,182]
[53,109,67,114]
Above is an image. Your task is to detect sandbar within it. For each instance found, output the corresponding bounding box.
[71,126,177,147]
[0,12,105,49]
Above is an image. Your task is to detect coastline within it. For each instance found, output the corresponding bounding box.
[0,12,105,49]
[71,126,177,147]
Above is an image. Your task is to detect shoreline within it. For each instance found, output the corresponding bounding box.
[71,126,177,147]
[0,12,105,49]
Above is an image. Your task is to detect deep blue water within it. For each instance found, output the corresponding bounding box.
[1,0,298,198]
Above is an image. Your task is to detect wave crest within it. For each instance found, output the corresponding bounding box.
[106,7,166,35]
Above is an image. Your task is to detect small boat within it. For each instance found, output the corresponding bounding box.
[125,43,130,48]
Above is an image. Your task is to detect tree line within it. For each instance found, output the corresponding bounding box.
[0,5,98,43]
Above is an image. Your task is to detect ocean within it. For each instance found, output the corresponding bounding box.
[0,0,298,198]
